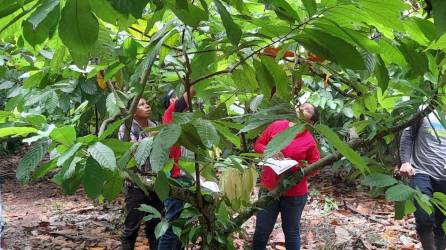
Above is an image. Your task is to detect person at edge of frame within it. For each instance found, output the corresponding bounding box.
[399,105,446,250]
[252,103,321,250]
[118,97,164,250]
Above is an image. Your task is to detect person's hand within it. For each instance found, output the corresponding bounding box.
[399,162,415,177]
[272,152,285,160]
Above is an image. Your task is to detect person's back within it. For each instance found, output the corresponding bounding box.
[399,109,446,250]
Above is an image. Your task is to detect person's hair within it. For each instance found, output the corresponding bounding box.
[163,89,176,110]
[308,103,320,124]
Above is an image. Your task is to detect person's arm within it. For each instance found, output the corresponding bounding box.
[306,143,321,177]
[182,86,196,107]
[254,125,272,154]
[399,126,415,176]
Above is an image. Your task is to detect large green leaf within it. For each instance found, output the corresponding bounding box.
[135,137,154,166]
[302,0,317,17]
[50,125,76,146]
[83,157,105,199]
[315,124,369,174]
[385,184,415,202]
[103,173,124,201]
[57,142,83,166]
[213,0,242,46]
[27,0,59,29]
[231,63,258,91]
[362,173,398,188]
[193,119,220,148]
[87,142,117,171]
[264,123,305,159]
[213,121,241,148]
[16,141,49,183]
[0,127,37,138]
[260,56,290,98]
[167,1,208,27]
[155,219,170,239]
[108,0,150,18]
[302,29,366,70]
[253,58,275,98]
[158,124,182,148]
[374,55,389,92]
[149,142,170,173]
[431,0,446,37]
[59,0,99,61]
[155,171,170,201]
[138,204,162,220]
[262,0,300,23]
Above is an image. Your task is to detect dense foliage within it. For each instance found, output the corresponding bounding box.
[1,0,446,247]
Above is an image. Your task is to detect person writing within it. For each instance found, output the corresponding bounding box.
[252,103,320,250]
[118,98,164,250]
[399,107,446,250]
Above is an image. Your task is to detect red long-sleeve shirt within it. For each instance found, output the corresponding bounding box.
[162,99,187,178]
[254,120,320,196]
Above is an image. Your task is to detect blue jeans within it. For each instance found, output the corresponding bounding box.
[253,190,307,250]
[157,198,184,250]
[410,173,446,238]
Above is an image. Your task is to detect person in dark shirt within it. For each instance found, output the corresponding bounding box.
[157,87,195,250]
[118,98,164,250]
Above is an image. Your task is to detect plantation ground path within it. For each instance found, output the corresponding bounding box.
[1,148,421,249]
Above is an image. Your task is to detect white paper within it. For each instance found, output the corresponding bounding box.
[259,158,298,175]
[201,181,220,192]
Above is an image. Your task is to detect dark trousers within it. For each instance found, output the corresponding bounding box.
[253,190,307,250]
[122,186,164,250]
[410,174,446,249]
[157,198,184,250]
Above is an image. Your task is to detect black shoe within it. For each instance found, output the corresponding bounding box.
[121,239,136,250]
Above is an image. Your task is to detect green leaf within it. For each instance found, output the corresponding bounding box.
[57,142,83,166]
[431,0,446,37]
[302,0,317,17]
[231,63,258,90]
[33,159,57,179]
[155,171,170,201]
[155,219,170,239]
[315,124,369,174]
[362,173,398,188]
[23,71,46,89]
[214,0,242,46]
[108,0,150,18]
[103,174,124,201]
[265,0,300,23]
[385,184,415,202]
[0,127,37,138]
[213,121,241,148]
[150,140,170,173]
[135,137,154,166]
[302,29,365,70]
[50,125,76,146]
[27,0,59,29]
[253,58,274,98]
[375,55,389,92]
[138,204,162,218]
[16,141,49,183]
[193,119,220,148]
[59,0,99,60]
[158,123,182,148]
[260,55,290,98]
[398,38,428,76]
[264,123,305,159]
[83,157,105,199]
[168,1,208,27]
[87,142,117,171]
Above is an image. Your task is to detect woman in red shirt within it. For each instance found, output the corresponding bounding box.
[252,103,320,250]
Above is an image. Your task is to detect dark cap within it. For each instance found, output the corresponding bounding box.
[163,89,176,109]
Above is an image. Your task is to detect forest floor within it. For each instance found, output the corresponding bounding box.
[1,147,421,250]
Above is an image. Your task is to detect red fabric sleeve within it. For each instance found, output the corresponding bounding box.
[306,143,321,177]
[254,124,273,153]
